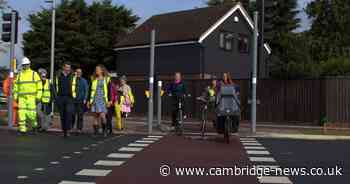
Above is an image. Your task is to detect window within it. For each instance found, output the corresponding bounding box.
[219,32,234,51]
[238,34,249,53]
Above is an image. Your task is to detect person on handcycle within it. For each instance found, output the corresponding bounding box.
[216,73,240,134]
[166,72,187,128]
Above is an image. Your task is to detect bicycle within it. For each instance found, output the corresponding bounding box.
[169,94,190,136]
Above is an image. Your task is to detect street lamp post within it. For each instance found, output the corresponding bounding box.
[45,0,56,114]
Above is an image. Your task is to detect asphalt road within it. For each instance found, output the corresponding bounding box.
[257,138,350,184]
[0,130,143,184]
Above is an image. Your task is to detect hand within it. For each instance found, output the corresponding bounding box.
[107,101,112,108]
[86,102,91,109]
[83,100,87,105]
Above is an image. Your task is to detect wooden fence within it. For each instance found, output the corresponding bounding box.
[128,78,350,125]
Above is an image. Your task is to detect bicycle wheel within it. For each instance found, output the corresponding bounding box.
[224,116,231,144]
[201,107,207,138]
[176,109,183,136]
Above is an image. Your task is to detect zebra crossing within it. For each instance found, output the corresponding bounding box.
[240,137,293,184]
[58,135,164,184]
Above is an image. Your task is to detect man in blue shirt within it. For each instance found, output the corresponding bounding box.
[72,68,89,134]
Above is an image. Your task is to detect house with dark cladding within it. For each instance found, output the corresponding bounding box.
[114,3,271,80]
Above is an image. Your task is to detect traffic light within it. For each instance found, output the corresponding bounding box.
[2,10,19,43]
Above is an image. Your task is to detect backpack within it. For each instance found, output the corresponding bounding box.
[216,85,240,117]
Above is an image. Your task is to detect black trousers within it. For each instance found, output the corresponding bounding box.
[72,100,85,131]
[57,96,74,135]
[106,106,114,133]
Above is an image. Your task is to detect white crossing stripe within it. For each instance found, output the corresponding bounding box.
[83,147,90,150]
[107,153,135,159]
[59,181,96,184]
[241,140,259,143]
[240,138,256,141]
[242,142,262,146]
[128,143,149,147]
[255,165,280,169]
[76,169,112,177]
[91,144,98,147]
[34,168,45,171]
[63,156,71,159]
[50,161,60,165]
[74,152,82,154]
[136,140,155,143]
[119,147,143,152]
[244,146,266,150]
[94,160,125,166]
[247,150,270,155]
[249,157,276,162]
[17,176,28,179]
[259,176,293,184]
[148,135,163,138]
[142,137,160,141]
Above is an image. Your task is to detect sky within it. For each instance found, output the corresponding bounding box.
[0,0,313,67]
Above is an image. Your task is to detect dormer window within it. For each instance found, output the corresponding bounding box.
[219,32,234,51]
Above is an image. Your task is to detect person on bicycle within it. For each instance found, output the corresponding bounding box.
[166,72,187,127]
[216,72,240,133]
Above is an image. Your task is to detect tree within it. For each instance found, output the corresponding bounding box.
[23,0,139,74]
[306,0,350,62]
[206,0,250,9]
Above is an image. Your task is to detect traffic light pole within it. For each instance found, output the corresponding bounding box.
[50,0,56,116]
[251,12,259,134]
[7,10,16,128]
[148,29,155,135]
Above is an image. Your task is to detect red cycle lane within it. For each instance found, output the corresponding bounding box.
[97,135,259,184]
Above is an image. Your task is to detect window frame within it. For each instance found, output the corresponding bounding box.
[237,33,250,54]
[219,31,235,52]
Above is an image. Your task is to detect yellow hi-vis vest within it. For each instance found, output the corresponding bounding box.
[13,68,42,101]
[41,79,51,103]
[90,77,110,104]
[55,75,77,98]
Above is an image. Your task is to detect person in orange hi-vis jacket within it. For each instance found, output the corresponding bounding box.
[3,74,18,126]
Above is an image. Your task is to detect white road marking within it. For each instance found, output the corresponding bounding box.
[119,147,143,152]
[63,156,71,159]
[259,176,293,184]
[59,181,96,184]
[142,137,159,141]
[240,138,256,141]
[76,169,112,177]
[244,146,266,150]
[83,147,90,150]
[50,161,60,165]
[17,176,28,179]
[241,140,259,143]
[94,160,125,166]
[136,140,155,143]
[247,150,270,155]
[91,144,98,147]
[249,157,276,162]
[74,152,82,154]
[107,153,135,159]
[242,142,262,146]
[34,168,45,171]
[128,143,149,147]
[148,135,163,138]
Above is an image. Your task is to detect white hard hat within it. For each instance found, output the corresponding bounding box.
[22,57,31,65]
